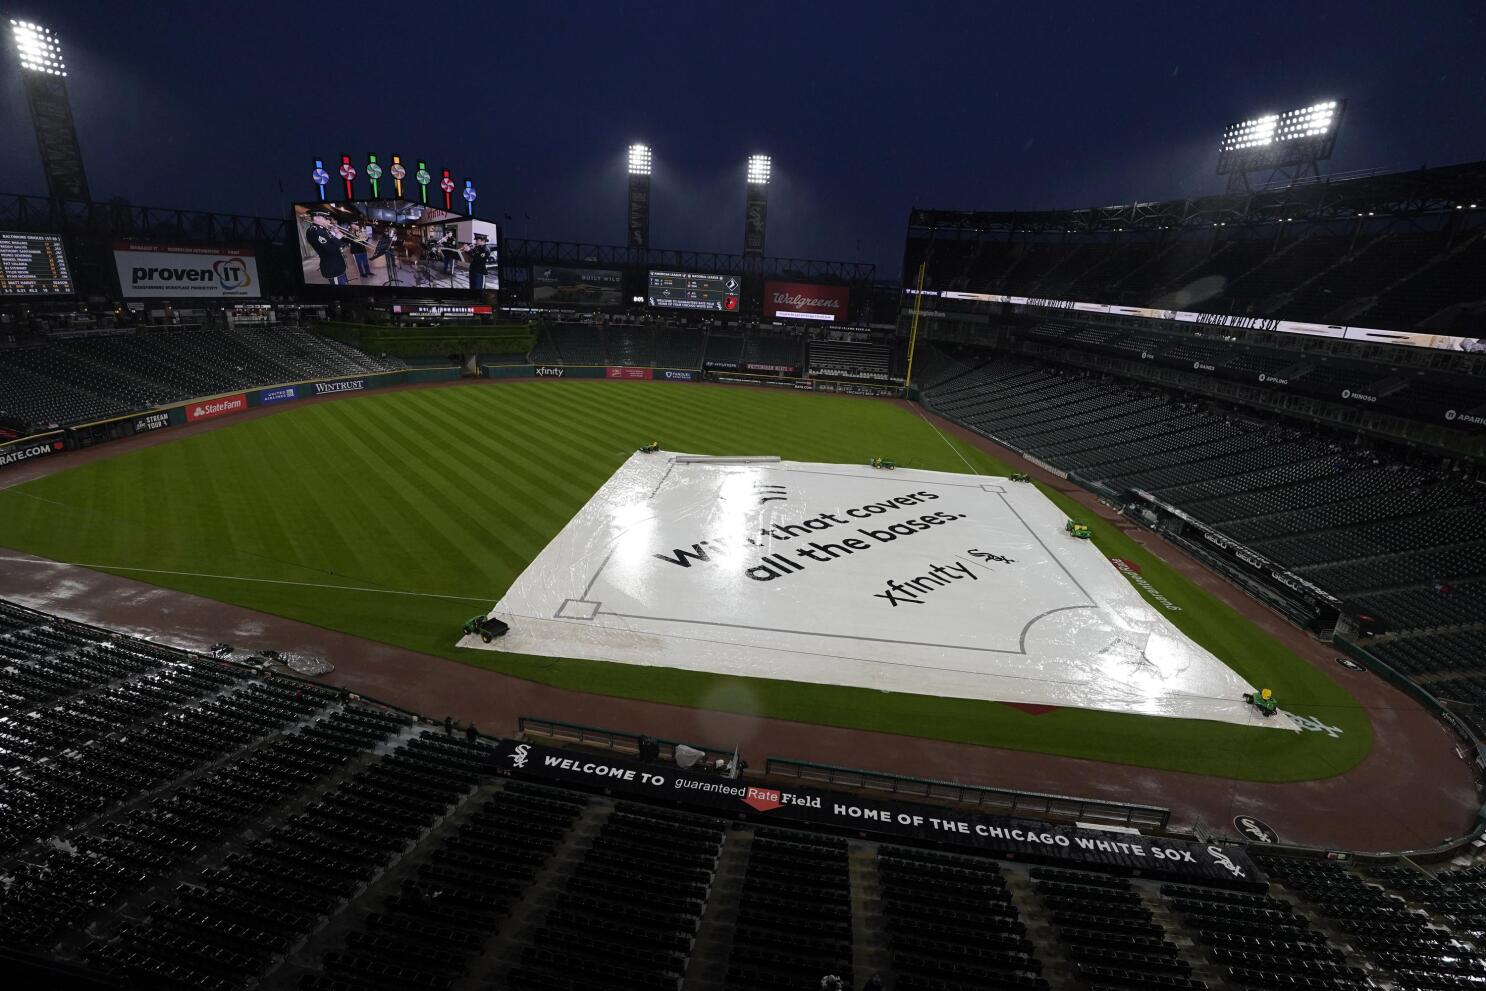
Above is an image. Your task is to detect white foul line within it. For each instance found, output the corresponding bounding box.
[910,403,981,475]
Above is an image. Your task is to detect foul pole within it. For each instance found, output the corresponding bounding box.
[903,260,928,393]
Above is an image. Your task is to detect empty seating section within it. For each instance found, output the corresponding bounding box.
[0,327,404,430]
[880,845,1046,990]
[921,350,1486,680]
[702,332,745,368]
[917,226,1484,328]
[511,801,722,990]
[18,597,1486,988]
[307,777,584,991]
[1032,866,1202,990]
[655,329,705,368]
[1161,876,1368,990]
[807,340,893,378]
[1258,855,1483,991]
[742,333,802,369]
[727,827,852,990]
[605,326,656,367]
[530,324,605,365]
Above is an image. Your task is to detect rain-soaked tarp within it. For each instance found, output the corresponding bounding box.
[464,454,1281,728]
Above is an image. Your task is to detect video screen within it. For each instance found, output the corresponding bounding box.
[293,200,498,292]
[533,267,624,307]
[648,271,740,312]
[0,231,73,296]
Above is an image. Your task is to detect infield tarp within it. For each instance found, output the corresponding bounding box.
[465,455,1281,727]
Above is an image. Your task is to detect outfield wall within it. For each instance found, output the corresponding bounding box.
[2,367,461,471]
[479,361,903,397]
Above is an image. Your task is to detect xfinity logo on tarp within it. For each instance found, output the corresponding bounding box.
[314,380,365,395]
[535,366,565,377]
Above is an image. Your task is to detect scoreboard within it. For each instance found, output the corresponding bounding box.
[648,271,740,312]
[0,232,72,296]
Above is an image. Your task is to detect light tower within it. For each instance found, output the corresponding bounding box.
[743,154,771,257]
[10,18,91,202]
[1217,100,1344,193]
[627,143,652,249]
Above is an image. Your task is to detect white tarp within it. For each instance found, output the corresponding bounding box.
[464,454,1276,726]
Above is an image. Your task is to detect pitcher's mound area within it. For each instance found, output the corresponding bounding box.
[463,454,1274,727]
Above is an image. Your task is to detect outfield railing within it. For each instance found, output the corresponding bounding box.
[764,757,1171,829]
[516,715,737,768]
[515,714,1171,829]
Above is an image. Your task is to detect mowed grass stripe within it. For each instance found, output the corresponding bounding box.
[331,397,511,589]
[396,390,590,537]
[310,400,478,589]
[0,381,1371,781]
[382,394,558,570]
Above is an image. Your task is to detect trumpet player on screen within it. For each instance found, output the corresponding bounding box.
[304,211,348,285]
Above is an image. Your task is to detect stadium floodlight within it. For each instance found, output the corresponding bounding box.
[747,154,772,185]
[11,18,88,201]
[10,19,66,75]
[1217,99,1344,191]
[627,143,652,176]
[1220,101,1338,153]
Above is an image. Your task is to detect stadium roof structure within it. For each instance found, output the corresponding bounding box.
[0,190,290,245]
[909,160,1486,237]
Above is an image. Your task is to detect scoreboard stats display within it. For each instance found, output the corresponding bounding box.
[648,271,740,312]
[0,231,73,296]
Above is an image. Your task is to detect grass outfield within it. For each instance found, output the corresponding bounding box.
[0,380,1370,781]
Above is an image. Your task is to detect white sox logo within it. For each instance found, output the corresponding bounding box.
[1207,845,1246,879]
[510,743,531,769]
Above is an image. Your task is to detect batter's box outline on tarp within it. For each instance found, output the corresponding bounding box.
[555,598,601,621]
[563,468,1097,656]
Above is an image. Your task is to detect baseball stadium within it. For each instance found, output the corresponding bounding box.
[2,6,1486,991]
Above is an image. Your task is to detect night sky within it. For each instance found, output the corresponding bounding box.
[2,0,1483,278]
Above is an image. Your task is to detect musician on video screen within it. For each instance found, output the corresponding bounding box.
[304,212,348,285]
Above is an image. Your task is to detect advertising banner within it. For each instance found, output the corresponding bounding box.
[765,281,850,323]
[490,741,1263,888]
[533,267,625,308]
[131,411,172,435]
[113,242,261,299]
[0,432,65,472]
[703,359,741,371]
[184,394,247,423]
[658,369,698,382]
[606,366,653,380]
[312,379,366,396]
[257,385,301,405]
[484,364,537,379]
[909,289,1484,355]
[745,362,797,374]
